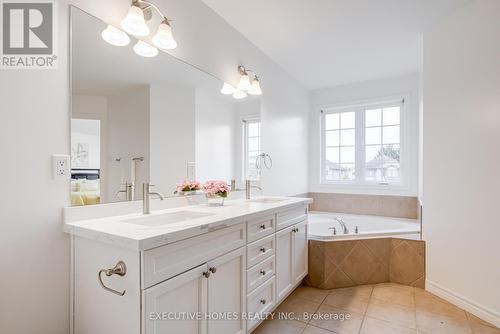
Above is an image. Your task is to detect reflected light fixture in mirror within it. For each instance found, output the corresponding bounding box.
[101,25,130,46]
[121,4,150,36]
[232,90,247,99]
[221,65,263,99]
[220,82,236,95]
[133,40,159,57]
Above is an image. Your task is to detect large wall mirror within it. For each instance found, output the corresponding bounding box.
[70,7,262,206]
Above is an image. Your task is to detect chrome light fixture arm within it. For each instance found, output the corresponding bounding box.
[133,0,171,23]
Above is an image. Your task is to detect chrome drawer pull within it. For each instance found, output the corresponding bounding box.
[260,247,266,253]
[203,271,211,278]
[98,261,127,296]
[260,224,266,230]
[260,270,266,276]
[209,266,217,274]
[260,299,266,305]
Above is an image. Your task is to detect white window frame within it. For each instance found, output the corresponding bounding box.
[319,95,410,191]
[242,116,261,181]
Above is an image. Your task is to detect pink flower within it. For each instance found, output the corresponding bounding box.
[176,180,201,193]
[202,181,230,197]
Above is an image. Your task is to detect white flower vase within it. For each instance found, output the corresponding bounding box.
[205,193,225,206]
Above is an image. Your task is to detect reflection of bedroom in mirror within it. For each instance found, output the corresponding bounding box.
[70,7,263,206]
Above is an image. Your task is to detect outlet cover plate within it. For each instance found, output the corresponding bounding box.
[52,154,71,180]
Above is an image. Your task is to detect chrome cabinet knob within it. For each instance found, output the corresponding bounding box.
[260,247,266,253]
[203,271,211,278]
[260,299,266,305]
[209,267,217,274]
[260,224,266,230]
[260,270,266,276]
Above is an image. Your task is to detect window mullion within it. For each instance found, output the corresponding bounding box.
[355,108,365,183]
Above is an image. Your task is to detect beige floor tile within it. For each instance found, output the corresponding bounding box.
[360,316,417,334]
[416,310,473,334]
[470,323,500,334]
[323,286,372,314]
[302,324,336,334]
[376,282,415,293]
[291,285,330,303]
[309,304,364,334]
[467,312,499,329]
[275,294,321,322]
[366,297,416,329]
[415,290,467,320]
[372,284,415,308]
[251,319,306,334]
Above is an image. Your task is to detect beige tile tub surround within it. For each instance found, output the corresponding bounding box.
[307,192,419,219]
[304,238,425,289]
[252,283,500,334]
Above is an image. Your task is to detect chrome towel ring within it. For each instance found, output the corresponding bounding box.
[98,261,127,296]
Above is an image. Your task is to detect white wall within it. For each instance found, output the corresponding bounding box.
[423,0,500,326]
[150,84,195,195]
[195,87,236,184]
[107,86,150,201]
[309,74,420,196]
[0,1,309,333]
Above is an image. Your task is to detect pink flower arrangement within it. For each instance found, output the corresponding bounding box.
[175,180,201,193]
[202,180,230,198]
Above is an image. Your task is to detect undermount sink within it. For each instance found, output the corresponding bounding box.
[249,198,288,204]
[123,211,214,227]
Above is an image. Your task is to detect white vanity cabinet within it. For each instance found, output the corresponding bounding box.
[143,247,246,334]
[68,199,310,334]
[276,220,308,302]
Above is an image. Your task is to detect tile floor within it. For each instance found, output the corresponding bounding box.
[252,283,499,334]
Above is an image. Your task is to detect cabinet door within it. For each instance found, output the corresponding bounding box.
[143,264,208,334]
[275,225,294,302]
[207,247,246,334]
[293,221,308,284]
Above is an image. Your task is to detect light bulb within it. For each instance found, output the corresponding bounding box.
[101,25,130,46]
[120,5,150,37]
[133,40,158,57]
[237,74,252,91]
[220,83,236,95]
[248,78,263,95]
[152,22,177,50]
[233,90,247,99]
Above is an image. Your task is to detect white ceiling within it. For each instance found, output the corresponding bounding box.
[202,0,470,90]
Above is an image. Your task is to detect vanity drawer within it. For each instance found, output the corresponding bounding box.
[142,223,245,288]
[247,277,275,332]
[247,214,275,243]
[276,205,307,231]
[247,255,275,293]
[247,234,275,268]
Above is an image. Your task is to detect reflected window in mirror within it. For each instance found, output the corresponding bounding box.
[243,118,261,181]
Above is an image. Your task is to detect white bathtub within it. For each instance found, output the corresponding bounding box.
[308,211,421,241]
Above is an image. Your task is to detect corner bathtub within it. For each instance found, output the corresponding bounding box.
[308,211,421,241]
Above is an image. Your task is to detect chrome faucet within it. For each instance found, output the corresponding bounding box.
[143,183,165,214]
[335,217,349,234]
[245,179,262,200]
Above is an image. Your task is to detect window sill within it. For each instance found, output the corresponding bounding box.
[312,181,415,196]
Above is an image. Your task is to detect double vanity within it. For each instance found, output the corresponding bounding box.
[64,196,311,334]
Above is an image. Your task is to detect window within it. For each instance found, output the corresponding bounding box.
[243,118,261,181]
[321,99,404,186]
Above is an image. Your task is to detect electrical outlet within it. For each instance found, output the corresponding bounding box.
[52,154,71,180]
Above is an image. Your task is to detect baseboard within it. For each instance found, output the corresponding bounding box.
[426,279,500,328]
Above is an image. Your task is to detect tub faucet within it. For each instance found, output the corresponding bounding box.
[143,183,165,215]
[245,180,262,200]
[335,217,349,234]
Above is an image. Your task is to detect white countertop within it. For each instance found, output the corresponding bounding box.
[64,196,312,251]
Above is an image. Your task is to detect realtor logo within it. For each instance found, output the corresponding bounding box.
[1,0,57,69]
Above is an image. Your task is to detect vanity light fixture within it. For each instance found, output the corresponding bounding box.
[120,0,177,49]
[133,40,159,57]
[221,65,263,99]
[220,82,237,95]
[101,25,131,46]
